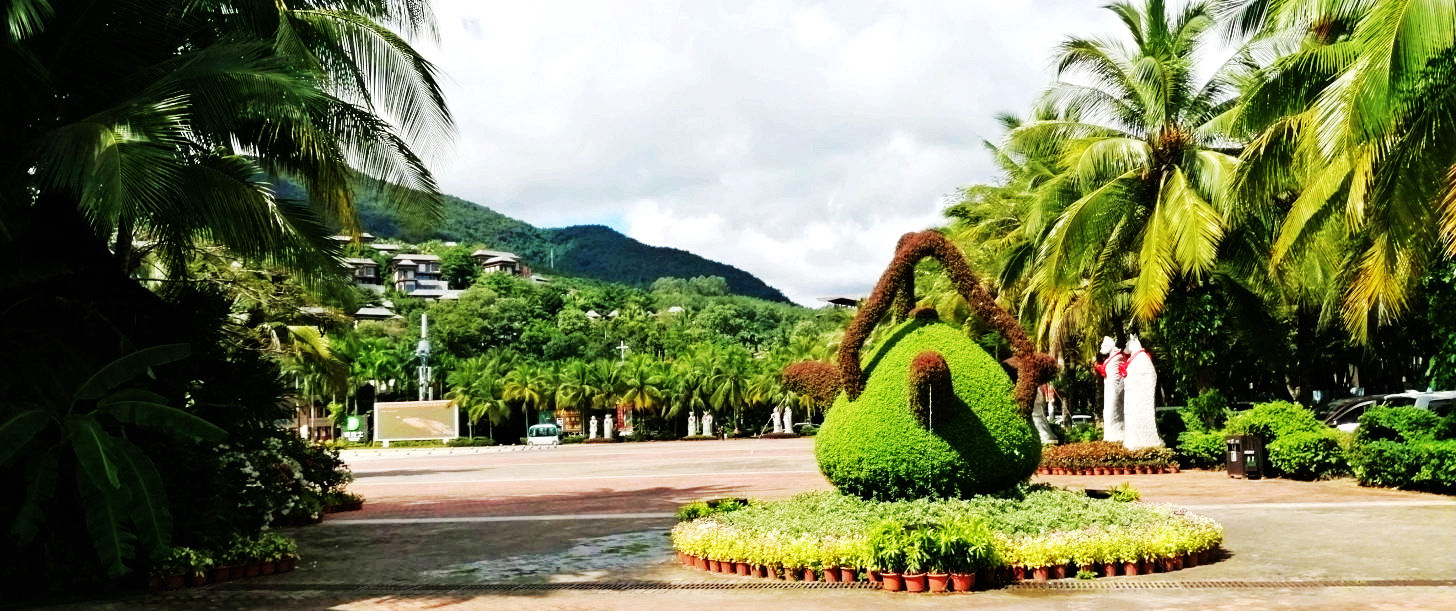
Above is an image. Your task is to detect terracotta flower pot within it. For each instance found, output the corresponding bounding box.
[1053,565,1069,580]
[736,562,750,576]
[801,568,816,582]
[1101,562,1117,576]
[1122,561,1139,576]
[751,564,766,578]
[1011,565,1027,581]
[211,567,232,582]
[164,574,185,590]
[903,573,927,592]
[880,572,903,591]
[282,557,297,572]
[1170,464,1180,473]
[823,567,840,583]
[1171,555,1184,570]
[840,567,856,582]
[694,556,707,570]
[245,563,260,578]
[189,573,208,587]
[867,569,881,583]
[949,572,975,592]
[1184,552,1198,567]
[1096,467,1107,475]
[926,573,949,593]
[147,574,163,591]
[1032,567,1050,581]
[707,559,720,573]
[1136,466,1149,474]
[260,561,276,575]
[1159,557,1175,572]
[1079,563,1094,576]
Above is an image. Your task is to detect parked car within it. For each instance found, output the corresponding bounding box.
[526,423,562,446]
[1323,391,1456,432]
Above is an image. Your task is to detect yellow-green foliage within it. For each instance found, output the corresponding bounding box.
[815,319,1041,499]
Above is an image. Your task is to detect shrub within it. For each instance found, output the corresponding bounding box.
[1108,482,1140,503]
[1182,390,1230,432]
[1414,440,1456,493]
[1349,440,1422,488]
[446,437,497,447]
[815,320,1041,500]
[1040,441,1174,471]
[1176,430,1226,469]
[1355,406,1442,444]
[1224,400,1323,442]
[1061,423,1102,444]
[1266,430,1346,480]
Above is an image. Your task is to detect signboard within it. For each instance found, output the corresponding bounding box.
[374,400,458,442]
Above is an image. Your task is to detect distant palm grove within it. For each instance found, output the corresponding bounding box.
[0,0,1453,598]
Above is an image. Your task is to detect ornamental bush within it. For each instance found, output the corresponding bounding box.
[1176,430,1226,469]
[1039,441,1174,471]
[1354,406,1443,444]
[815,320,1042,500]
[1349,440,1421,488]
[1223,400,1323,442]
[1266,430,1346,480]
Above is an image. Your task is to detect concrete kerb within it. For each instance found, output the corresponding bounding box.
[340,444,560,460]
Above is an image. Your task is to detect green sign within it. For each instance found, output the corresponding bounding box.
[344,415,362,431]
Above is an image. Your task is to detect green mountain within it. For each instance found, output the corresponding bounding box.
[352,190,791,302]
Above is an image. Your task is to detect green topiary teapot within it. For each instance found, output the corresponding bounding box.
[813,231,1056,500]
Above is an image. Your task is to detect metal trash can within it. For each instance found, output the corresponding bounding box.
[1227,435,1266,479]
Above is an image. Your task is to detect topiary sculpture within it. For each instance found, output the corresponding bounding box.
[814,230,1052,500]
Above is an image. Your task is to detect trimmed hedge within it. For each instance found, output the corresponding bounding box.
[1224,401,1323,441]
[1348,406,1456,493]
[1176,430,1226,469]
[1039,441,1174,471]
[815,319,1041,500]
[670,489,1222,574]
[1266,430,1346,480]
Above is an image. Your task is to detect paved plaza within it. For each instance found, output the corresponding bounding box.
[61,438,1456,609]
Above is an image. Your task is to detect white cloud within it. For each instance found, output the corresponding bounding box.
[420,0,1123,305]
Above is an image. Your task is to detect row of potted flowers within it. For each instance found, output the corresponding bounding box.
[674,546,1220,592]
[147,532,299,590]
[1038,441,1177,473]
[1038,465,1179,475]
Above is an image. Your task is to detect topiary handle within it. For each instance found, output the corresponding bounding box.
[837,230,1055,416]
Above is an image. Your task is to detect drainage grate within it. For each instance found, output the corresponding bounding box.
[212,579,1455,593]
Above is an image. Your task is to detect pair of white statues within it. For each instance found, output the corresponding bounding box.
[686,411,714,437]
[1098,335,1162,450]
[587,414,614,440]
[770,405,794,434]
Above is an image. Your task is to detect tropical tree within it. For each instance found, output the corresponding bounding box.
[1007,0,1245,342]
[1222,0,1456,339]
[554,360,599,435]
[445,355,510,439]
[618,355,666,423]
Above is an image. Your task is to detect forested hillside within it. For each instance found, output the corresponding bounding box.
[351,186,790,302]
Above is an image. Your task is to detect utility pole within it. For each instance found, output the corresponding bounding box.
[617,340,629,362]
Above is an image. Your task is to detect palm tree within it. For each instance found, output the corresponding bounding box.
[555,360,598,435]
[618,355,666,426]
[1222,0,1456,339]
[445,355,509,439]
[665,359,710,434]
[1011,0,1244,332]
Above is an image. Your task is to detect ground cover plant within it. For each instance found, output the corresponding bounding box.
[671,488,1221,576]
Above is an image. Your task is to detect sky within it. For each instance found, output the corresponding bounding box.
[421,1,1126,305]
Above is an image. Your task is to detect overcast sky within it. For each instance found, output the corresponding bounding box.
[422,1,1124,305]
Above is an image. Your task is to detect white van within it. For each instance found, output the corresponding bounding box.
[526,423,562,446]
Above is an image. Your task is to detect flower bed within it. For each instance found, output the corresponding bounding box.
[147,532,299,590]
[670,488,1221,592]
[1038,442,1177,475]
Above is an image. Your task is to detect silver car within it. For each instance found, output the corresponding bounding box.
[1324,390,1456,432]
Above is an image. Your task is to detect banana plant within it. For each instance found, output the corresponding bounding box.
[0,344,226,577]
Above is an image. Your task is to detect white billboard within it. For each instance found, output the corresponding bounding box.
[374,400,458,442]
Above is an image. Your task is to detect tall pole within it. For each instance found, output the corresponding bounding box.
[416,312,432,401]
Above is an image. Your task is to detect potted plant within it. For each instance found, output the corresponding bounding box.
[900,524,932,593]
[868,519,907,592]
[186,549,214,586]
[151,547,191,590]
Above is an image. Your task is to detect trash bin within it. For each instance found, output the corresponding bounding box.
[1226,437,1245,478]
[1227,435,1266,479]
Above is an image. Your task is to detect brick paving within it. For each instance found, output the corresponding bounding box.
[49,438,1456,610]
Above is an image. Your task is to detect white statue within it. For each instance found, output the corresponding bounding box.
[702,412,713,437]
[771,406,784,433]
[687,410,698,436]
[1031,385,1057,444]
[589,416,598,439]
[781,405,793,434]
[605,414,614,440]
[1098,336,1126,443]
[1120,335,1163,449]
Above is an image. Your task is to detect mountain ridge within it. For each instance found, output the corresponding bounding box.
[353,190,790,302]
